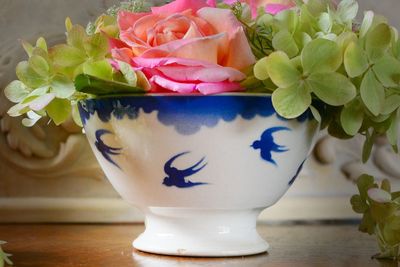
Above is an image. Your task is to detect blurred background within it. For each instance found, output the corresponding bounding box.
[0,0,399,223]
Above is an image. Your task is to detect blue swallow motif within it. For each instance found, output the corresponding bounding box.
[95,129,122,168]
[163,152,208,188]
[251,127,291,165]
[288,160,306,186]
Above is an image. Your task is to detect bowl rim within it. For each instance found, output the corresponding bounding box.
[80,92,273,101]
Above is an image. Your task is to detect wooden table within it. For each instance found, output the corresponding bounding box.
[0,223,397,267]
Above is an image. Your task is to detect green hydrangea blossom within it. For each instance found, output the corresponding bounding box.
[5,17,144,127]
[246,0,400,162]
[0,241,12,267]
[351,175,400,261]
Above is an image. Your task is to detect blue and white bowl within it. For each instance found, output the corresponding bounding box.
[79,93,319,257]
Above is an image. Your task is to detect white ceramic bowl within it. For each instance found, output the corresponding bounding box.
[79,94,319,257]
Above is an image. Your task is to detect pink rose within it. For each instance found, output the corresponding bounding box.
[213,0,296,18]
[111,0,255,94]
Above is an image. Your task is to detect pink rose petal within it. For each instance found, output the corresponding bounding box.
[111,48,135,63]
[118,11,149,31]
[183,22,204,39]
[265,3,293,15]
[206,0,217,7]
[109,59,120,70]
[132,57,216,68]
[141,33,225,64]
[150,75,196,93]
[222,27,256,70]
[197,8,255,69]
[196,82,244,95]
[157,65,246,82]
[151,0,209,15]
[109,37,130,50]
[113,1,256,94]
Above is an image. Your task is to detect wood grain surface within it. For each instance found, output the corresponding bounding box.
[0,223,397,267]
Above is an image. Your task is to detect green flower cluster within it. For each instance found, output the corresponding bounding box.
[351,175,400,260]
[246,0,400,161]
[4,17,144,127]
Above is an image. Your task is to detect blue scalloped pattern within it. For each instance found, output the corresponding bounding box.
[79,95,311,135]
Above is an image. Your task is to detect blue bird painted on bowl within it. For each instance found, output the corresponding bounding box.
[251,127,291,166]
[163,152,208,188]
[95,129,122,168]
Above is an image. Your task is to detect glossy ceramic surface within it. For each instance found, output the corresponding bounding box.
[79,94,319,256]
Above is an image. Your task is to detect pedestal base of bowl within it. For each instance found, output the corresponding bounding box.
[132,208,269,257]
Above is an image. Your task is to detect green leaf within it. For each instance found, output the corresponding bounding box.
[298,32,312,49]
[336,0,359,23]
[360,69,385,116]
[366,23,392,62]
[16,61,47,88]
[118,61,137,86]
[21,40,34,57]
[83,60,113,80]
[387,112,398,147]
[36,37,48,52]
[46,98,71,126]
[381,179,391,193]
[382,94,400,115]
[24,86,50,100]
[4,80,30,103]
[22,111,42,127]
[299,5,317,35]
[266,51,301,88]
[392,191,400,200]
[357,174,375,201]
[318,12,332,33]
[393,40,400,60]
[359,211,375,234]
[50,75,75,99]
[307,72,356,106]
[344,42,369,78]
[360,11,374,39]
[50,44,86,67]
[74,74,145,96]
[272,30,299,58]
[29,55,50,77]
[302,38,342,74]
[383,217,400,246]
[336,31,358,54]
[362,130,375,163]
[306,0,332,16]
[67,25,86,50]
[254,57,269,81]
[84,33,109,60]
[309,105,321,123]
[72,104,83,127]
[370,202,395,222]
[274,10,298,33]
[340,99,364,136]
[272,82,311,119]
[351,194,368,214]
[65,17,73,32]
[373,55,400,87]
[327,118,352,139]
[7,103,30,117]
[28,93,56,111]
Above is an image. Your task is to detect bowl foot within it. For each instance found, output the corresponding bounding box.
[133,207,269,257]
